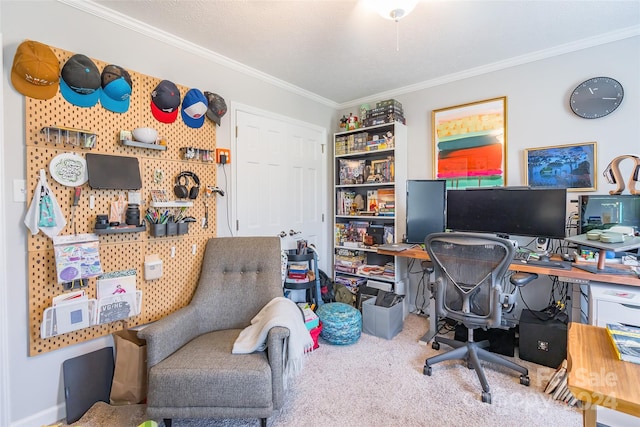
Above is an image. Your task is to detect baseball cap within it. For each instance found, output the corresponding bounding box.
[204,91,227,126]
[11,40,60,100]
[151,80,181,123]
[100,64,132,113]
[59,54,101,107]
[181,88,208,129]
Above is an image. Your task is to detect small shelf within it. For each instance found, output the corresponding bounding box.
[94,225,146,235]
[150,201,194,208]
[121,139,167,151]
[41,126,97,148]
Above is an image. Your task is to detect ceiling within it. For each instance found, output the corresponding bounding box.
[86,0,640,107]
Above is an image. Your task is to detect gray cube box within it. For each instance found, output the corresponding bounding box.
[362,298,403,339]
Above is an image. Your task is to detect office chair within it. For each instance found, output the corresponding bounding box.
[423,232,537,403]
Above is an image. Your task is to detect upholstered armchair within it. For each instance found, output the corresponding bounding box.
[138,236,287,427]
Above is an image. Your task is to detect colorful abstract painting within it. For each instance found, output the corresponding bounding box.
[524,142,597,192]
[432,97,507,188]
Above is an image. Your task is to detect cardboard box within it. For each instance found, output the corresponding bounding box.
[362,298,403,339]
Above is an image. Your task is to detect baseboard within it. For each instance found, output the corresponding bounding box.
[10,403,64,427]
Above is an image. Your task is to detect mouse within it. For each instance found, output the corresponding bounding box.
[539,255,550,262]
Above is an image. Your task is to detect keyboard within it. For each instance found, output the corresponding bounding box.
[512,258,573,270]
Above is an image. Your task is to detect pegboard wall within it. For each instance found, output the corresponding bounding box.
[26,45,218,356]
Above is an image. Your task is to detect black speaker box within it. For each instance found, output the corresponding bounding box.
[519,309,567,368]
[454,324,516,357]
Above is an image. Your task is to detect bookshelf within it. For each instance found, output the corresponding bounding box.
[333,122,407,299]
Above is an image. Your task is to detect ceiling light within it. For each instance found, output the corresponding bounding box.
[370,0,418,22]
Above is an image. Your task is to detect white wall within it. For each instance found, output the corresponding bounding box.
[1,2,335,425]
[339,35,640,314]
[2,0,639,425]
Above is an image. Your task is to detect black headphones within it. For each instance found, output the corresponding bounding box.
[604,155,640,184]
[174,171,201,199]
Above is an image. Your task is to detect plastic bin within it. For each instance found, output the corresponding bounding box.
[362,298,403,339]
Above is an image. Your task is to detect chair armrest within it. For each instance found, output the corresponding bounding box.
[137,305,200,368]
[265,326,290,410]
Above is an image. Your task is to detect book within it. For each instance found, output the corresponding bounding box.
[606,323,640,364]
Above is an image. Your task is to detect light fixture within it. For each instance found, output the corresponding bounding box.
[371,0,418,22]
[367,0,418,51]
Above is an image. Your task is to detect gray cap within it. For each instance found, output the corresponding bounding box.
[204,91,227,126]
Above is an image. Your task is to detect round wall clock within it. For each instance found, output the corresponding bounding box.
[570,77,624,119]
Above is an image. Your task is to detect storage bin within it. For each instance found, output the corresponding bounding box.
[150,223,166,237]
[177,222,189,235]
[166,222,178,236]
[362,297,403,339]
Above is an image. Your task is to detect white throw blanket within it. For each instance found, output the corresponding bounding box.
[232,297,313,384]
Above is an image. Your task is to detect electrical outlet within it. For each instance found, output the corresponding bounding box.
[215,148,231,164]
[13,179,26,202]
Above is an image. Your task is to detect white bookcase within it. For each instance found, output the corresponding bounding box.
[333,122,408,298]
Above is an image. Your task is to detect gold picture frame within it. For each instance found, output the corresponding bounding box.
[524,142,597,192]
[432,96,507,188]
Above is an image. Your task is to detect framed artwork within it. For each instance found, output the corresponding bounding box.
[432,96,507,189]
[524,142,597,192]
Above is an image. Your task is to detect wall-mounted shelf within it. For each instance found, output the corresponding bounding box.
[150,201,194,208]
[121,139,167,151]
[94,225,146,235]
[41,126,97,148]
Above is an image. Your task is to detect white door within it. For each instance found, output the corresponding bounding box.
[234,106,327,269]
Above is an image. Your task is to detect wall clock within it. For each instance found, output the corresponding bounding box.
[570,77,624,119]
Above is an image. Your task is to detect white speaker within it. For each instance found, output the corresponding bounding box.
[536,237,550,252]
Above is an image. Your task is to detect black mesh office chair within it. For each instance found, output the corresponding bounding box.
[423,232,537,403]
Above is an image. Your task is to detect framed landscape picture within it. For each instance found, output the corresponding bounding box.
[524,142,597,192]
[432,96,507,189]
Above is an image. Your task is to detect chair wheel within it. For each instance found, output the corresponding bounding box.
[423,365,432,376]
[481,391,491,404]
[467,362,473,369]
[520,375,530,386]
[432,341,440,350]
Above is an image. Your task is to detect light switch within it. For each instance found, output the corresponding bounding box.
[13,179,26,202]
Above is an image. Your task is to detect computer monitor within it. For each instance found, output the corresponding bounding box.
[578,194,640,234]
[405,180,446,244]
[446,187,567,239]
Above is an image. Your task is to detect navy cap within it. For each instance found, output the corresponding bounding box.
[150,80,181,123]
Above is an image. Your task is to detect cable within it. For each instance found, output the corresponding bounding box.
[220,163,234,236]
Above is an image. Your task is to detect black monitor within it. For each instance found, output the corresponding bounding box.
[446,187,567,239]
[405,180,446,244]
[578,194,640,234]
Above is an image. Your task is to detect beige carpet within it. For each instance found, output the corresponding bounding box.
[56,313,581,427]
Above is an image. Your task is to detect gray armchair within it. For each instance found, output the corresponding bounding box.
[423,233,536,404]
[138,236,287,427]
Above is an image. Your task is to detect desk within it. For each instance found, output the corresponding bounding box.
[378,247,640,343]
[567,323,640,426]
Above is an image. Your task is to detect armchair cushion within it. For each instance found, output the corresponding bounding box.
[148,329,272,409]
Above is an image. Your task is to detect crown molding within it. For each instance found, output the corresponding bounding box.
[60,1,638,111]
[58,0,339,108]
[341,25,640,109]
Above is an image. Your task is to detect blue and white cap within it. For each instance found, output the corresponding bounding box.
[181,88,208,129]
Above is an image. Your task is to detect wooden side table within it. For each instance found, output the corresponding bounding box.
[567,322,640,426]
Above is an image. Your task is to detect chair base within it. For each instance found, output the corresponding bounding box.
[423,335,530,403]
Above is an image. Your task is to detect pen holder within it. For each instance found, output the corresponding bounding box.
[166,222,178,236]
[177,222,189,235]
[150,223,167,237]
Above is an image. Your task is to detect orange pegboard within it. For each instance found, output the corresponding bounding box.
[25,45,217,356]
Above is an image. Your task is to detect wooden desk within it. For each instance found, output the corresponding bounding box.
[378,247,640,287]
[567,323,640,426]
[378,247,640,343]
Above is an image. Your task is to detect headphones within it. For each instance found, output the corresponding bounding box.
[174,171,200,199]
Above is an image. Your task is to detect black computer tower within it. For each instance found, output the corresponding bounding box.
[519,309,567,368]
